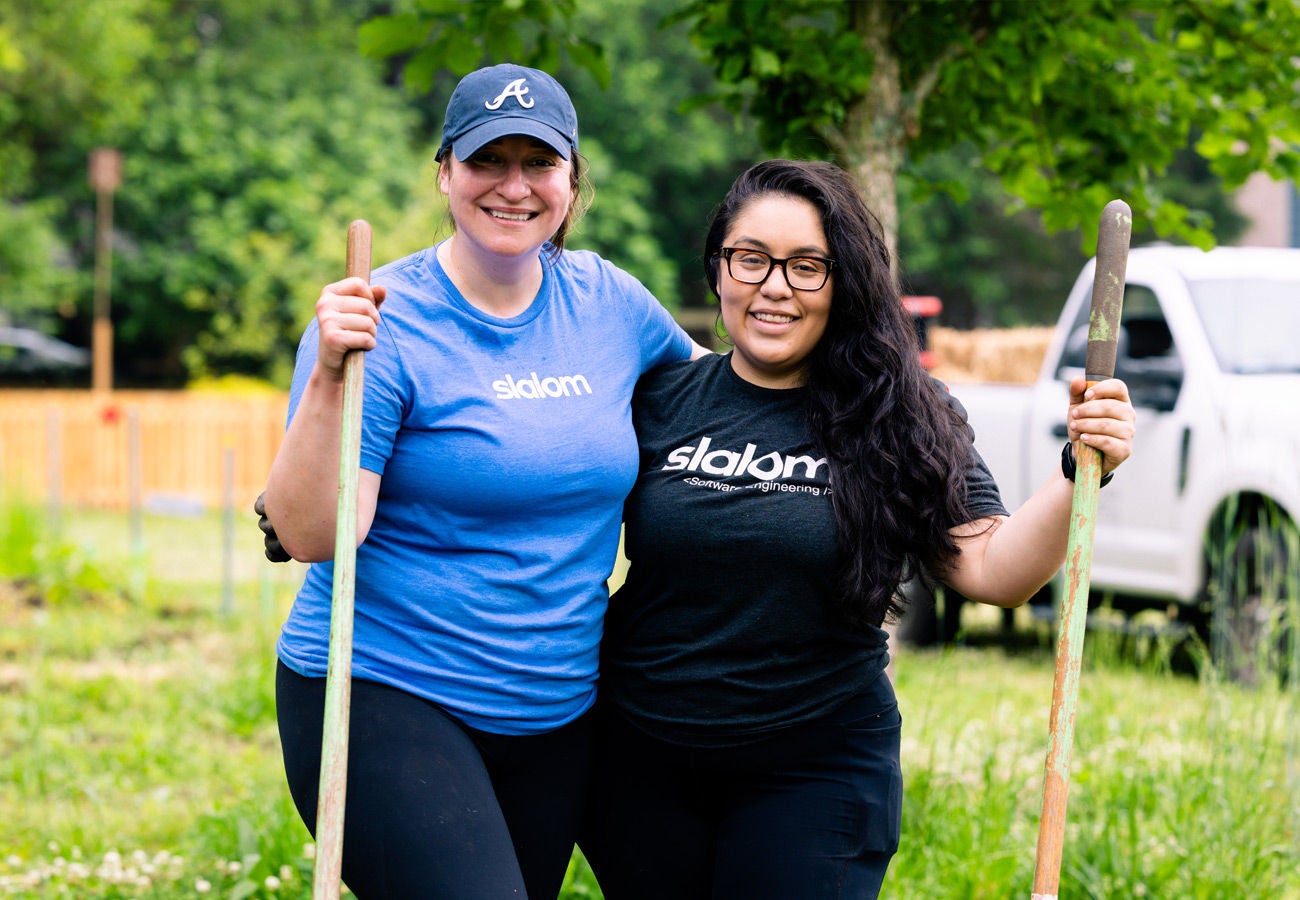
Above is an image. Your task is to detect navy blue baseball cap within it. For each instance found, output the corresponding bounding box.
[436,64,579,163]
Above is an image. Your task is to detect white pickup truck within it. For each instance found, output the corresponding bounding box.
[906,245,1300,675]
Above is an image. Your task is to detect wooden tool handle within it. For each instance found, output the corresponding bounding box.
[345,219,372,284]
[313,218,372,900]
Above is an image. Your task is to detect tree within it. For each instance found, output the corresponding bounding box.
[669,0,1299,259]
[111,0,423,384]
[10,0,1290,380]
[897,145,1087,327]
[368,0,1300,255]
[360,0,1297,324]
[0,0,164,329]
[556,0,763,312]
[898,138,1249,327]
[1,0,430,385]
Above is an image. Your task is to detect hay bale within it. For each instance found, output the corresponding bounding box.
[928,326,1054,384]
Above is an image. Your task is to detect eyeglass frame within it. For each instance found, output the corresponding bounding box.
[716,247,836,291]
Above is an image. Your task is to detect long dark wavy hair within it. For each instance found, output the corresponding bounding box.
[704,159,980,628]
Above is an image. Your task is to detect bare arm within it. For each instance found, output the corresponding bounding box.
[264,277,386,562]
[941,377,1136,606]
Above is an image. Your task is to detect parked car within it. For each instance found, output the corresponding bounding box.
[0,326,91,385]
[903,245,1300,679]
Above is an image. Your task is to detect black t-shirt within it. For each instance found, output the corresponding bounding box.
[600,352,1007,747]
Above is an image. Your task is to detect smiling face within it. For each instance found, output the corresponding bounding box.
[438,135,575,263]
[718,193,833,389]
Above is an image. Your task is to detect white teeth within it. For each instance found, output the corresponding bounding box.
[753,312,795,323]
[489,210,532,221]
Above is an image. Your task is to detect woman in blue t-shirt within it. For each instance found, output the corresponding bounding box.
[581,159,1137,899]
[260,64,701,898]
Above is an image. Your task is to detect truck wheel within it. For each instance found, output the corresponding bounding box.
[1206,523,1297,686]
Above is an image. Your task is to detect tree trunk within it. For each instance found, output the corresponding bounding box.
[823,0,907,286]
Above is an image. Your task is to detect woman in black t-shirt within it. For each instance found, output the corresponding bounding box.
[582,160,1136,899]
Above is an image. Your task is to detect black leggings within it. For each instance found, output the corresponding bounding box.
[276,662,592,899]
[580,671,902,900]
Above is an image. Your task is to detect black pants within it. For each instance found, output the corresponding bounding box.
[276,662,592,899]
[580,671,902,900]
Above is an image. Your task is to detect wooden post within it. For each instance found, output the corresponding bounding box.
[128,408,145,600]
[222,446,236,617]
[89,148,123,394]
[46,407,62,538]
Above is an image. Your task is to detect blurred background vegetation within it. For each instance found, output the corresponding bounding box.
[4,0,1297,387]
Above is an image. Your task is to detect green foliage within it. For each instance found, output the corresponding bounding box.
[0,0,161,196]
[0,0,163,329]
[0,503,125,608]
[673,0,1300,252]
[0,197,82,328]
[898,139,1248,326]
[574,138,684,308]
[0,504,312,897]
[4,0,1295,380]
[0,0,424,386]
[898,145,1087,327]
[889,643,1300,897]
[360,0,610,90]
[556,0,761,309]
[666,0,874,159]
[2,506,1298,896]
[111,1,423,385]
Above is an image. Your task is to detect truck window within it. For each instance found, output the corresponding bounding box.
[1188,278,1300,374]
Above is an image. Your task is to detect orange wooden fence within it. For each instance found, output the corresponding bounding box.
[0,390,289,512]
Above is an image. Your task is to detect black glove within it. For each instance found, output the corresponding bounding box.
[254,492,292,563]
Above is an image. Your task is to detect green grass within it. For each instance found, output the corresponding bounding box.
[2,505,1298,897]
[892,639,1299,897]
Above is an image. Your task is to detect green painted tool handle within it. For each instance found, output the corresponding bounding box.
[312,219,372,900]
[1031,200,1131,900]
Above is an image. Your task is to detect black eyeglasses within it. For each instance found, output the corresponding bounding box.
[718,247,835,291]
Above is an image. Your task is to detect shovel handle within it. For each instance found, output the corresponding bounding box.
[1031,200,1131,900]
[313,219,372,900]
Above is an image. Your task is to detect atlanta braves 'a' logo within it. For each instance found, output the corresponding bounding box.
[485,79,534,110]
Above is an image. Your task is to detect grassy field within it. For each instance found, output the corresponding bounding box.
[2,504,1298,898]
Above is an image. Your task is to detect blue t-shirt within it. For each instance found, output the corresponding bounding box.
[277,244,693,734]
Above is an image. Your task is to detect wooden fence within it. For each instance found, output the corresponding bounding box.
[0,390,289,512]
[0,330,1055,514]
